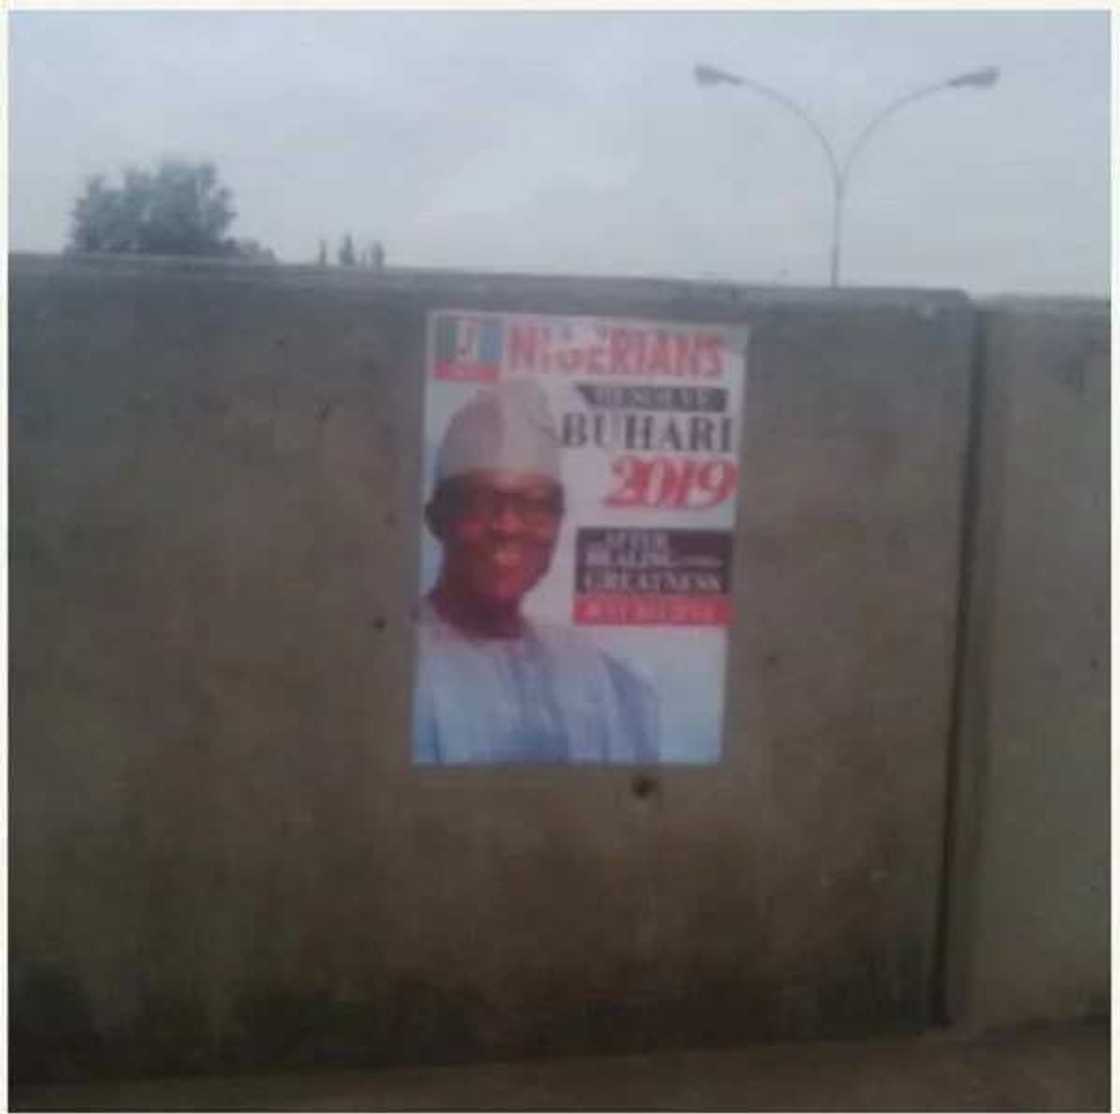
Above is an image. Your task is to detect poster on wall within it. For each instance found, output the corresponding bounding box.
[412,309,749,766]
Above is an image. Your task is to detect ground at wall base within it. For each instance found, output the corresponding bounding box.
[10,1019,1110,1112]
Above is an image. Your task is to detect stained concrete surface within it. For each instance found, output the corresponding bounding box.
[11,257,1109,1084]
[10,255,973,1074]
[944,300,1110,1031]
[10,1022,1110,1112]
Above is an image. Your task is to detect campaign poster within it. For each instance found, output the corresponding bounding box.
[413,309,748,766]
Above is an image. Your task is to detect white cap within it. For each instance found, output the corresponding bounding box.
[436,379,562,484]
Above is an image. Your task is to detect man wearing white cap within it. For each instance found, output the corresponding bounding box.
[414,379,659,765]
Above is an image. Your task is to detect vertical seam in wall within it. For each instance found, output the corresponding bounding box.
[930,307,990,1027]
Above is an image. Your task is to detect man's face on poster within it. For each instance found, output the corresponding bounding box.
[429,469,564,607]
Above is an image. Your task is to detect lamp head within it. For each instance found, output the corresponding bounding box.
[947,66,1000,89]
[694,63,744,88]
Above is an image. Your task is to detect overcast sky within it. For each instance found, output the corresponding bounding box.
[9,9,1110,295]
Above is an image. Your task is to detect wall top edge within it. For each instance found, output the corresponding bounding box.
[9,252,977,314]
[977,294,1110,316]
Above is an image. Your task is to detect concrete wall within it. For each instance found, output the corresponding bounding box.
[943,300,1110,1029]
[9,252,1084,1083]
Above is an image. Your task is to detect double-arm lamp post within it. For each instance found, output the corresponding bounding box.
[693,62,1000,287]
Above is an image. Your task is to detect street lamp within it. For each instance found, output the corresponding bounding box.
[693,63,1000,287]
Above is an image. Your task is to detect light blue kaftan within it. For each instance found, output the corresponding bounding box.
[413,599,659,765]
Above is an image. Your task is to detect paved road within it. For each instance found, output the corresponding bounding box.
[11,1021,1110,1112]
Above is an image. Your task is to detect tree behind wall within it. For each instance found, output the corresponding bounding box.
[69,160,248,257]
